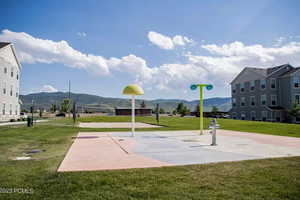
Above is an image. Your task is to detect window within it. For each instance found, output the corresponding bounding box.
[241,112,246,120]
[293,77,300,88]
[9,104,12,115]
[16,74,19,80]
[232,98,236,107]
[270,78,276,89]
[260,80,266,89]
[250,80,255,91]
[10,85,13,96]
[241,97,246,106]
[240,83,245,92]
[295,95,300,105]
[232,112,237,119]
[275,112,281,122]
[251,111,256,121]
[232,84,236,94]
[11,67,14,77]
[261,95,266,105]
[262,111,267,121]
[15,105,18,115]
[271,95,277,106]
[3,82,6,94]
[16,87,18,98]
[250,96,255,106]
[4,67,7,74]
[2,103,5,115]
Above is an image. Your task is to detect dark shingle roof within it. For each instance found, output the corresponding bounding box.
[280,67,300,77]
[0,42,11,49]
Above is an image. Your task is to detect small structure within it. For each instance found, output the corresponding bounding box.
[115,108,152,116]
[122,84,144,136]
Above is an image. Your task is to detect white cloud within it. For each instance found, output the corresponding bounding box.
[2,29,300,96]
[77,32,87,37]
[148,31,193,50]
[0,29,109,75]
[40,85,58,93]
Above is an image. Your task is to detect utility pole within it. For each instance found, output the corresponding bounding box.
[68,80,71,118]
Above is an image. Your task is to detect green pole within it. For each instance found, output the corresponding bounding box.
[199,86,203,135]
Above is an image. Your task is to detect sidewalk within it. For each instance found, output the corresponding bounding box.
[0,120,49,126]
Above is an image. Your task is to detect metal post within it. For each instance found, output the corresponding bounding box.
[211,126,217,146]
[131,95,135,137]
[199,86,203,135]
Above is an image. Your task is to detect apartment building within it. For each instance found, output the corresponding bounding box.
[230,64,300,123]
[0,42,22,121]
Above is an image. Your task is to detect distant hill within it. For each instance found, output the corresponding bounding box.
[20,92,231,113]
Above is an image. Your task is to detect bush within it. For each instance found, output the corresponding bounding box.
[10,119,16,122]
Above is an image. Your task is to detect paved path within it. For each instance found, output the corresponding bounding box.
[79,122,161,128]
[58,130,300,172]
[0,120,48,126]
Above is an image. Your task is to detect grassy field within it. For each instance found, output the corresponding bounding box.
[78,116,300,137]
[0,117,299,199]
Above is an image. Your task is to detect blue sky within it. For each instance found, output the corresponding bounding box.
[1,0,300,100]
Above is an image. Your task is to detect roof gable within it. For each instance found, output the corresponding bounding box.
[231,67,267,84]
[0,43,21,70]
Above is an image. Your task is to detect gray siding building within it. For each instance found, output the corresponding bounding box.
[230,64,300,123]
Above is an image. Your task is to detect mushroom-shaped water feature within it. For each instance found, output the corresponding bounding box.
[122,84,144,136]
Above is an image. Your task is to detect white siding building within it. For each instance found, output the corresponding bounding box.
[0,42,21,121]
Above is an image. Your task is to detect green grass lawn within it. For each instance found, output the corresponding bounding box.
[78,116,300,137]
[0,117,300,199]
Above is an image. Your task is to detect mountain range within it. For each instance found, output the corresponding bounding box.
[20,92,231,113]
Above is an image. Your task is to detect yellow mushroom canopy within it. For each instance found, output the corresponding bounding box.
[123,84,144,95]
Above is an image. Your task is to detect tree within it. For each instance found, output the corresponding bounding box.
[50,104,57,113]
[176,102,184,113]
[39,108,43,118]
[176,102,190,117]
[194,104,200,117]
[172,110,177,115]
[140,101,146,108]
[287,102,300,121]
[61,99,71,113]
[211,106,219,113]
[159,108,165,114]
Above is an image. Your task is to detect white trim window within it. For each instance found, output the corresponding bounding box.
[9,104,12,115]
[232,98,236,107]
[250,80,255,91]
[250,96,255,106]
[4,67,7,74]
[232,112,237,119]
[11,67,14,78]
[3,82,6,95]
[241,97,246,107]
[240,83,245,93]
[295,94,300,105]
[271,95,277,106]
[270,78,276,89]
[261,95,266,105]
[241,112,246,120]
[293,77,300,88]
[251,111,256,121]
[232,84,236,94]
[260,79,266,90]
[10,85,13,96]
[2,103,5,115]
[262,111,267,121]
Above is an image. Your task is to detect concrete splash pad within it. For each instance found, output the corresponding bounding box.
[58,130,300,172]
[79,122,161,128]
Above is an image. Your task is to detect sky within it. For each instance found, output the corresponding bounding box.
[1,0,300,100]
